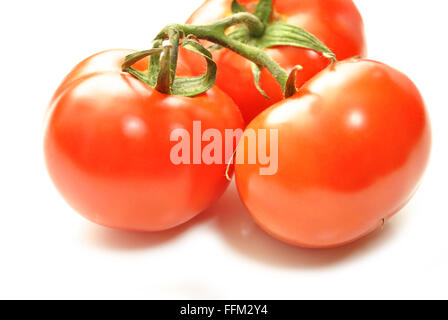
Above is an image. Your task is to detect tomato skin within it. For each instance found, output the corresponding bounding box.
[184,0,366,123]
[45,56,243,232]
[235,59,431,248]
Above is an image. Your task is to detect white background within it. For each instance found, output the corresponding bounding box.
[0,0,447,300]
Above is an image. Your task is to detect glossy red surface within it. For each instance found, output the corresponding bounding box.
[45,51,244,231]
[235,59,432,248]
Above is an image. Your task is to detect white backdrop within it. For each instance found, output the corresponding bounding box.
[0,0,447,299]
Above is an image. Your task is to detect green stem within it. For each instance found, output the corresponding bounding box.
[155,44,173,95]
[212,12,265,37]
[156,13,289,91]
[125,0,335,98]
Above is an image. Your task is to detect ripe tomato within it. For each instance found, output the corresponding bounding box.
[184,0,367,123]
[45,51,244,232]
[235,59,431,248]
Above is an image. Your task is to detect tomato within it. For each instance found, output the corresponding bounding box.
[44,51,244,232]
[235,59,431,248]
[183,0,367,123]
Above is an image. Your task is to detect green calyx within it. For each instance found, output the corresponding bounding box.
[122,0,336,98]
[225,0,336,98]
[252,0,273,25]
[122,33,217,97]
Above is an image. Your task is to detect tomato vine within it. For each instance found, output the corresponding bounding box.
[122,0,336,98]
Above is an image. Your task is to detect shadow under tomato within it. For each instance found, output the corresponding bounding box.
[83,224,184,251]
[207,181,411,269]
[82,206,219,251]
[82,180,410,261]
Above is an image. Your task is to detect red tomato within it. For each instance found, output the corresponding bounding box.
[235,59,431,248]
[183,0,367,123]
[45,51,243,232]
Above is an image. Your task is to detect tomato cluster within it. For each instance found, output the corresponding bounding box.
[44,0,431,248]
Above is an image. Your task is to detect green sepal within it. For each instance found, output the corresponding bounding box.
[122,48,164,85]
[122,48,163,72]
[231,0,246,14]
[168,28,181,85]
[257,22,336,60]
[254,0,273,26]
[251,63,270,99]
[147,40,163,87]
[122,38,217,97]
[207,44,223,51]
[170,39,217,97]
[284,65,303,99]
